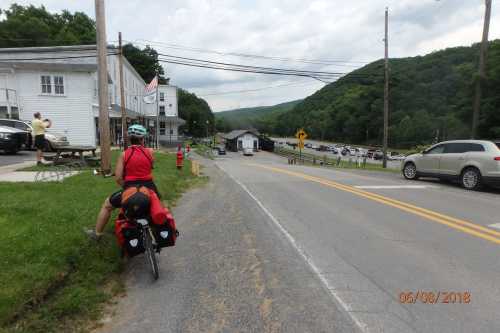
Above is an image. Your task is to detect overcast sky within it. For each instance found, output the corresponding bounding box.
[1,0,499,111]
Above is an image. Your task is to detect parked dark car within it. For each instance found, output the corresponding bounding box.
[0,125,28,154]
[373,150,384,160]
[215,146,226,155]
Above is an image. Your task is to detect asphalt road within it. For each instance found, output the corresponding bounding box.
[214,152,500,333]
[97,151,500,333]
[96,155,356,333]
[0,150,36,166]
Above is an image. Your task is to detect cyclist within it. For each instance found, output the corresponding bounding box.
[86,124,159,239]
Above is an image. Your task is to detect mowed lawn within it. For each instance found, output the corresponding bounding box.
[0,151,199,332]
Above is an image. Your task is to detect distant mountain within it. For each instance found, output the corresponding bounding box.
[265,40,500,148]
[215,100,301,133]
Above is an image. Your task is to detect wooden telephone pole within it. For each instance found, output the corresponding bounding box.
[471,0,492,139]
[118,32,128,149]
[383,7,389,168]
[95,0,111,173]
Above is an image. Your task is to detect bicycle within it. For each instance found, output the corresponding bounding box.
[134,218,160,280]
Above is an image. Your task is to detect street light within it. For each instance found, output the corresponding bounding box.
[206,120,209,139]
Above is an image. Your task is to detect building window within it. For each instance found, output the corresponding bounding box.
[169,103,172,107]
[41,75,51,94]
[160,92,165,102]
[160,121,165,135]
[159,106,165,116]
[10,107,19,120]
[54,76,64,95]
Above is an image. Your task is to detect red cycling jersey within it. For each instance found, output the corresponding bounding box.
[123,145,153,182]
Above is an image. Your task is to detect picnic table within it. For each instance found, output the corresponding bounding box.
[52,145,99,166]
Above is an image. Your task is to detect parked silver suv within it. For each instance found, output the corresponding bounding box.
[402,140,500,190]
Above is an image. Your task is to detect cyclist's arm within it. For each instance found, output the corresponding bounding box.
[115,153,125,186]
[147,148,154,161]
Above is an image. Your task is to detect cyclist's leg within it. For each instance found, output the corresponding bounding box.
[95,190,122,234]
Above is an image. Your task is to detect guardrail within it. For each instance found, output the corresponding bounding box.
[273,147,400,171]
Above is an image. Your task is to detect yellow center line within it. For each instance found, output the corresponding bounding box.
[247,163,500,246]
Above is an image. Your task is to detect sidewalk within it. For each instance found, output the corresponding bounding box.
[0,161,78,182]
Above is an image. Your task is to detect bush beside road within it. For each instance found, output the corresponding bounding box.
[0,151,198,333]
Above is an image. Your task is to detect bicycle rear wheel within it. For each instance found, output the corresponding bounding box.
[143,228,159,280]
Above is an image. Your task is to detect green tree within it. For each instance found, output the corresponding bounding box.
[0,4,95,47]
[178,89,214,137]
[122,44,166,83]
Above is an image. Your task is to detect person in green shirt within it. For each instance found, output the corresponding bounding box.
[32,112,52,166]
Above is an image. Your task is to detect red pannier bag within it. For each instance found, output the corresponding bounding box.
[114,213,145,257]
[149,190,178,248]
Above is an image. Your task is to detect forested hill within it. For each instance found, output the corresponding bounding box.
[215,100,301,133]
[272,40,500,148]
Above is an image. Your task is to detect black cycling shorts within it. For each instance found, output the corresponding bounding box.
[109,180,161,208]
[34,135,46,150]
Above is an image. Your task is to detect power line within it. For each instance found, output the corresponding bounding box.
[158,53,372,76]
[197,81,320,96]
[128,39,370,66]
[0,53,118,61]
[157,53,383,81]
[158,58,345,82]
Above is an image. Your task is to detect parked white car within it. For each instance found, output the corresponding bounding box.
[402,140,500,190]
[243,147,254,156]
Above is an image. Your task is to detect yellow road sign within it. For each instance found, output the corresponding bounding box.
[296,129,307,141]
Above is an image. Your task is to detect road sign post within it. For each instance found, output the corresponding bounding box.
[296,129,307,164]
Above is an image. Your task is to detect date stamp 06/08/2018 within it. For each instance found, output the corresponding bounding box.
[399,291,471,304]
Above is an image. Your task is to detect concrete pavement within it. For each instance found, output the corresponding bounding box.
[0,150,36,167]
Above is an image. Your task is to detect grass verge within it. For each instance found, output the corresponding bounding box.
[192,144,214,159]
[0,151,200,333]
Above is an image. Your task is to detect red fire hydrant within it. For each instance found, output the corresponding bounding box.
[176,149,184,170]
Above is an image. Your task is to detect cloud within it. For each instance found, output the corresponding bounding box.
[0,0,498,111]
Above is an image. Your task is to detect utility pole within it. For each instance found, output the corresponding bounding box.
[471,0,492,139]
[95,0,111,173]
[382,7,389,168]
[118,32,128,150]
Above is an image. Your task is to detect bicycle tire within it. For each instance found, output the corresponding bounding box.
[144,228,159,280]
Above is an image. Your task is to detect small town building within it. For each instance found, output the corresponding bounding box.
[156,84,185,146]
[0,45,184,147]
[223,129,260,152]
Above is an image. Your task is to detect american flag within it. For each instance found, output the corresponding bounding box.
[143,76,158,104]
[145,75,158,93]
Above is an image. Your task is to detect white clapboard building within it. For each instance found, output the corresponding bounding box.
[0,45,183,146]
[156,84,185,145]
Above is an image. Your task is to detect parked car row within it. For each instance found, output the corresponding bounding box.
[275,139,407,161]
[0,118,69,154]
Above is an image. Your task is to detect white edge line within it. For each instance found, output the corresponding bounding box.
[216,164,368,333]
[488,223,500,230]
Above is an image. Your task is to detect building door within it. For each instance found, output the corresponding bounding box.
[237,140,242,150]
[253,140,257,150]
